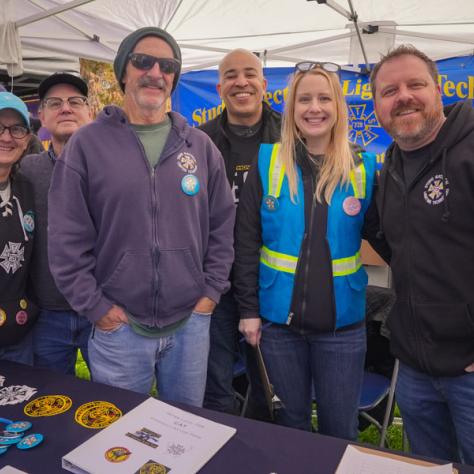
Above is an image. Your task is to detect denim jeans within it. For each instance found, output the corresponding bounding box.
[88,312,211,407]
[33,309,91,375]
[260,323,366,439]
[204,291,241,414]
[204,290,272,420]
[396,361,474,464]
[0,330,34,365]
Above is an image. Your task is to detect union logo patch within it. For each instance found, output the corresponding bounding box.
[24,395,72,417]
[423,174,449,205]
[177,152,197,173]
[104,446,131,463]
[75,401,122,429]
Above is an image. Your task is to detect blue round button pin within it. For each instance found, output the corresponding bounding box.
[263,194,279,212]
[0,418,13,425]
[181,174,200,196]
[16,433,43,450]
[0,434,23,445]
[6,421,32,433]
[0,446,8,455]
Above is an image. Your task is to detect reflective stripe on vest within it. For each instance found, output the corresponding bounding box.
[260,245,297,274]
[268,143,284,197]
[332,251,362,277]
[260,246,361,277]
[350,155,366,199]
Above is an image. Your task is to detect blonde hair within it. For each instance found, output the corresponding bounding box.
[279,68,354,203]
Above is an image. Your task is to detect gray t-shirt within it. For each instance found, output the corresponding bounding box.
[131,116,171,169]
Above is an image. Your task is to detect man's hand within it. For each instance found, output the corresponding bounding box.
[239,318,262,347]
[95,304,128,331]
[193,296,216,314]
[465,362,474,373]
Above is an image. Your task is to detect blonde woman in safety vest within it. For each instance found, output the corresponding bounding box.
[233,62,384,438]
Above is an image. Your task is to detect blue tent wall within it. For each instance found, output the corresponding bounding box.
[172,55,474,161]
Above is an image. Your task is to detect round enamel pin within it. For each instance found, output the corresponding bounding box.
[0,309,6,327]
[0,446,8,454]
[24,395,72,417]
[0,433,23,445]
[75,401,122,429]
[104,446,131,463]
[19,299,27,309]
[15,311,28,325]
[5,421,32,433]
[16,433,43,450]
[342,196,361,216]
[263,195,279,212]
[23,211,35,233]
[181,174,200,196]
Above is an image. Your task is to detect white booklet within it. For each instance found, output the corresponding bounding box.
[62,397,236,474]
[336,445,454,474]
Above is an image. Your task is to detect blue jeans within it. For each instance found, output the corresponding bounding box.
[0,330,34,365]
[88,312,211,407]
[33,309,91,375]
[260,323,366,439]
[204,291,241,414]
[396,361,474,464]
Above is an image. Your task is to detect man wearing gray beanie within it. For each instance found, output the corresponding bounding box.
[48,27,235,407]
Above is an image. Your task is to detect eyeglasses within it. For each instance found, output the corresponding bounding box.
[128,53,181,74]
[0,123,29,139]
[295,62,341,74]
[42,96,88,111]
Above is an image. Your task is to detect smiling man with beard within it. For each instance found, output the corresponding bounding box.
[47,27,235,407]
[371,45,474,464]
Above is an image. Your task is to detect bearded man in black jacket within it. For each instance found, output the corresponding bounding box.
[371,45,474,465]
[200,49,281,418]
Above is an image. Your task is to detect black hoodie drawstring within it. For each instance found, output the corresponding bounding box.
[440,148,451,223]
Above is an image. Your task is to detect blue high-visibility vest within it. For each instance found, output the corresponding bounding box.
[258,143,376,328]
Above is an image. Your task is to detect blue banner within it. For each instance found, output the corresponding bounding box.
[172,55,474,162]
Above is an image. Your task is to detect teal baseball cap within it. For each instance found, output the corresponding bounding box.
[0,92,30,127]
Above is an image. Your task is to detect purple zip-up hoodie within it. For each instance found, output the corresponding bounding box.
[48,106,235,327]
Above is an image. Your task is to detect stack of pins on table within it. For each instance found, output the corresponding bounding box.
[0,417,44,455]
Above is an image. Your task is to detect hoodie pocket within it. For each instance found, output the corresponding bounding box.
[415,302,474,375]
[101,250,153,316]
[157,248,205,314]
[416,303,474,341]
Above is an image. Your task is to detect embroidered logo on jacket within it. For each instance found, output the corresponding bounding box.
[423,174,449,205]
[0,241,24,274]
[177,152,197,173]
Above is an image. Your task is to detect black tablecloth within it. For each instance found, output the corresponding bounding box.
[0,361,473,474]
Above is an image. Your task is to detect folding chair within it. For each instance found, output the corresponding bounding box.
[359,358,399,447]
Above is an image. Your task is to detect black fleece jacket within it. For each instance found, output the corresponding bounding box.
[377,100,474,376]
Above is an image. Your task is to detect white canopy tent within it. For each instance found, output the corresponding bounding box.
[2,0,474,92]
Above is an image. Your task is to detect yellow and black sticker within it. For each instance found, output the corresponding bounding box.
[75,401,122,429]
[24,395,72,417]
[135,460,171,474]
[104,446,131,463]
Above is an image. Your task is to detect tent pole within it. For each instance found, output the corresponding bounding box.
[16,0,95,28]
[347,0,370,72]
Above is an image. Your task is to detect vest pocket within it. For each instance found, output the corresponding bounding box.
[346,268,368,291]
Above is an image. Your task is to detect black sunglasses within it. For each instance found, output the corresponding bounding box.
[295,61,341,74]
[128,53,181,74]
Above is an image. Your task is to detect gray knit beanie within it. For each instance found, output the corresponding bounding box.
[113,27,182,92]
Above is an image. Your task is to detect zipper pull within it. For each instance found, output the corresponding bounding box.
[286,312,294,325]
